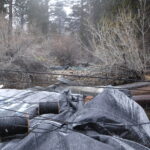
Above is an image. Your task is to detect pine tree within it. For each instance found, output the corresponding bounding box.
[14,0,28,28]
[0,0,7,14]
[26,0,49,35]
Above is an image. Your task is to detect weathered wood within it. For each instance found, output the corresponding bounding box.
[132,95,150,103]
[131,86,150,96]
[117,82,150,89]
[67,86,104,96]
[116,82,150,96]
[61,81,150,96]
[144,75,150,81]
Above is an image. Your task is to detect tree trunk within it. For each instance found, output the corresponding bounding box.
[8,0,13,49]
[8,0,13,35]
[0,0,5,14]
[80,0,84,36]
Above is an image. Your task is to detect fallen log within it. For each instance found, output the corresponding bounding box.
[132,95,150,116]
[144,74,150,81]
[131,86,150,96]
[132,95,150,103]
[0,116,29,139]
[65,86,104,96]
[39,102,60,115]
[117,82,150,89]
[116,82,150,96]
[64,86,131,97]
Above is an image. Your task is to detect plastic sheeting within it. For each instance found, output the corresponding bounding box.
[0,87,150,150]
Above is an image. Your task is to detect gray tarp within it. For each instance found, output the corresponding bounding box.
[0,87,150,150]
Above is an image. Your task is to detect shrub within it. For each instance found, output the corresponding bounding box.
[85,7,149,79]
[50,35,81,66]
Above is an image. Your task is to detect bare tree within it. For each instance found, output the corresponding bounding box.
[8,0,13,36]
[135,0,150,71]
[84,11,149,77]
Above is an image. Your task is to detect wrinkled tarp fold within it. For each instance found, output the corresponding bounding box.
[0,88,150,150]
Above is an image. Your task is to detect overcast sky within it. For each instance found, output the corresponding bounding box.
[49,0,77,15]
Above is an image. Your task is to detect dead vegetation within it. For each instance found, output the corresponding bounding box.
[0,0,150,88]
[83,0,150,81]
[50,35,82,66]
